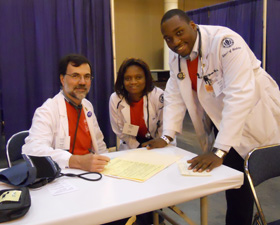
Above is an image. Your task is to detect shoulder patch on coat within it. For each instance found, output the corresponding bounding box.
[222,38,234,48]
[159,93,164,103]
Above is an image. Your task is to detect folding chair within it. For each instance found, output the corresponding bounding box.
[244,144,280,225]
[0,134,8,168]
[6,130,29,167]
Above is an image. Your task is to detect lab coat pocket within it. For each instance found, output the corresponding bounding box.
[243,98,276,145]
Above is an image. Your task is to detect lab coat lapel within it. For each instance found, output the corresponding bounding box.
[175,58,202,133]
[57,92,69,137]
[173,53,210,151]
[83,103,98,152]
[120,100,131,124]
[197,26,210,94]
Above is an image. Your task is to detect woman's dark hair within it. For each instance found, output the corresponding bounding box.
[161,9,191,25]
[115,58,154,105]
[59,53,92,76]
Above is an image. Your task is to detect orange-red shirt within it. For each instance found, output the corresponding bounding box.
[187,56,199,92]
[130,98,148,139]
[65,100,92,155]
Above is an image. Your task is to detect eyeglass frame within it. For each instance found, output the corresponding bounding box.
[64,73,94,82]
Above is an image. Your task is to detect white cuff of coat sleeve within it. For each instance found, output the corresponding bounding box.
[64,155,72,169]
[162,130,176,140]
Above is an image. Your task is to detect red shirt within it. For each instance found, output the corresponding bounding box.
[187,56,199,92]
[130,98,148,139]
[65,101,92,155]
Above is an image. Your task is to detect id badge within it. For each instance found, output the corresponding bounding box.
[122,123,139,136]
[213,78,223,97]
[55,136,70,150]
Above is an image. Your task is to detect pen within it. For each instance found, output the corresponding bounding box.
[88,148,95,154]
[88,148,111,163]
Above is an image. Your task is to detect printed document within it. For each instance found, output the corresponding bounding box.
[102,149,181,182]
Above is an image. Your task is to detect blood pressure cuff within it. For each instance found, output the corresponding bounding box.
[0,154,61,188]
[0,187,31,223]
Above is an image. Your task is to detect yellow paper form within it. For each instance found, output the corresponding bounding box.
[102,149,182,182]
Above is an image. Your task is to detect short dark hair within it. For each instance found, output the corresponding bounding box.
[59,53,92,76]
[114,58,154,105]
[161,9,191,25]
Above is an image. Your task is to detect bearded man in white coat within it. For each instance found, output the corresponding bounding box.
[22,54,110,172]
[143,9,280,225]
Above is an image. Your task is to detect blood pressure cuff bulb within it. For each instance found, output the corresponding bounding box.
[0,154,61,188]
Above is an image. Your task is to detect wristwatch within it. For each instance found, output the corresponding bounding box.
[160,135,171,145]
[212,148,227,159]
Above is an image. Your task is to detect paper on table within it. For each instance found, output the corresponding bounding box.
[46,180,79,196]
[118,149,181,165]
[102,158,165,182]
[102,149,182,182]
[177,162,211,176]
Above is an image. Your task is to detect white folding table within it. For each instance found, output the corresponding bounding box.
[1,146,243,225]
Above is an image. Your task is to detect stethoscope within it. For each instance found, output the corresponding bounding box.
[117,95,152,139]
[62,93,103,181]
[63,92,82,154]
[177,26,212,85]
[145,94,151,139]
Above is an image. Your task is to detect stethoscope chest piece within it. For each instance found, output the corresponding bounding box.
[145,132,151,139]
[177,72,185,80]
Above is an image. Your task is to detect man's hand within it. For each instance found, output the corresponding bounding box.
[142,137,168,149]
[187,152,223,172]
[69,154,110,172]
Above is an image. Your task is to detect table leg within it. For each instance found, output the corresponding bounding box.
[200,196,208,225]
[168,206,197,225]
[153,211,159,225]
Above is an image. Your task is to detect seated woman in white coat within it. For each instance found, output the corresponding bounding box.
[109,58,164,150]
[110,59,165,224]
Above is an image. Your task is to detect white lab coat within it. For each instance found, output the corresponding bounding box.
[164,25,280,158]
[22,91,107,168]
[109,87,164,150]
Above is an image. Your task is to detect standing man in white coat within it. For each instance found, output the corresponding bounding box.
[22,54,110,172]
[143,9,280,225]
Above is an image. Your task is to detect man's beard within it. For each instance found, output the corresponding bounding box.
[66,85,89,101]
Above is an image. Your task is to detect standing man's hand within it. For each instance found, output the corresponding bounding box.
[69,154,110,172]
[142,135,173,149]
[187,151,225,172]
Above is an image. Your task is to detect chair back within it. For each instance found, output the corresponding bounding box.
[244,144,280,225]
[6,131,29,167]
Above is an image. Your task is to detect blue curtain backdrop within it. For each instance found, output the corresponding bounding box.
[0,0,116,147]
[266,0,280,84]
[188,0,263,62]
[187,0,280,85]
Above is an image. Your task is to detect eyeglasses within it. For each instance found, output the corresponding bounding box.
[65,73,93,82]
